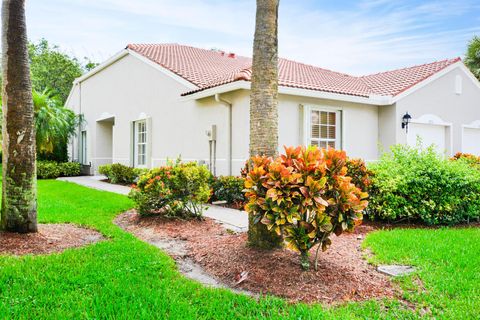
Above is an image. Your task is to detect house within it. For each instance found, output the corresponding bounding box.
[65,43,480,176]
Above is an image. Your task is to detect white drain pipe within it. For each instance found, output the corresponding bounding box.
[214,94,232,176]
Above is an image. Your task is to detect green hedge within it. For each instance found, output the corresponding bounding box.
[98,163,147,185]
[368,145,480,225]
[37,161,81,179]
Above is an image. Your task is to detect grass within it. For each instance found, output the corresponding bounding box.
[0,179,478,319]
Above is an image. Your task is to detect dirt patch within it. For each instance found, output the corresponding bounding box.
[115,211,399,304]
[0,224,104,256]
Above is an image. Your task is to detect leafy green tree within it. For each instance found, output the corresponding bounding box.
[28,39,95,104]
[465,36,480,80]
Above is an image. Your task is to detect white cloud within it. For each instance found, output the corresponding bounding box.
[25,0,479,75]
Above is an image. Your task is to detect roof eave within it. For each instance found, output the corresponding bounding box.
[182,81,393,105]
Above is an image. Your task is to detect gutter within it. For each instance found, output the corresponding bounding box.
[214,94,233,176]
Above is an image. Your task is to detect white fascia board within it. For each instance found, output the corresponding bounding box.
[183,81,392,105]
[74,49,129,84]
[127,49,198,90]
[278,86,391,105]
[64,82,77,107]
[179,81,250,101]
[392,61,469,104]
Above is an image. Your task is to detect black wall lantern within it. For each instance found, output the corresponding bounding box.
[402,112,412,133]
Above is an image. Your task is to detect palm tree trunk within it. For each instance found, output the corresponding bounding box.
[1,0,37,233]
[248,0,282,249]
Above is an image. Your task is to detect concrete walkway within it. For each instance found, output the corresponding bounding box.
[57,175,248,232]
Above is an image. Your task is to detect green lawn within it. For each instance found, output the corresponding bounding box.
[0,180,479,319]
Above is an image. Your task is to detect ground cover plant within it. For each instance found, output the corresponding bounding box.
[244,146,368,270]
[368,144,480,225]
[0,174,479,318]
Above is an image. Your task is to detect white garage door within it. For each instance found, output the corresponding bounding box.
[462,127,480,155]
[407,123,446,154]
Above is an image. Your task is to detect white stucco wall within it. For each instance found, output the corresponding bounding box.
[395,65,480,155]
[215,89,380,174]
[67,54,231,174]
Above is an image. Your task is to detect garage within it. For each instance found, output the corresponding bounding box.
[406,114,451,156]
[462,121,480,155]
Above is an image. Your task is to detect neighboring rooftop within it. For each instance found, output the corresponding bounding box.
[127,43,461,98]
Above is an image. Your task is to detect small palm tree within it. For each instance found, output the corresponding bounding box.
[465,36,480,80]
[33,89,78,155]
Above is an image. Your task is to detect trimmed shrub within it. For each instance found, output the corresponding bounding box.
[37,161,81,179]
[211,176,246,208]
[37,161,62,179]
[59,161,81,177]
[129,160,212,218]
[244,146,368,270]
[369,145,480,225]
[98,163,143,185]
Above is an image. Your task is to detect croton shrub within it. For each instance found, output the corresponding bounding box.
[450,152,480,168]
[244,146,368,270]
[129,160,211,218]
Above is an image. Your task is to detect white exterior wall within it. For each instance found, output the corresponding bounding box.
[395,66,480,155]
[219,90,380,174]
[67,54,480,176]
[67,54,231,174]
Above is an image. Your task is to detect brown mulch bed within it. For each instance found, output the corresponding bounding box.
[116,211,399,304]
[0,224,104,256]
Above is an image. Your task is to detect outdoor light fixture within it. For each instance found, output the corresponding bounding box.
[402,112,412,133]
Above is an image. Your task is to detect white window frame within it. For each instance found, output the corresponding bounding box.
[81,130,87,164]
[304,106,342,149]
[133,120,148,168]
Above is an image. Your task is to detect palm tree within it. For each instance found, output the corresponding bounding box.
[33,89,78,156]
[248,0,283,249]
[1,0,37,232]
[465,36,480,80]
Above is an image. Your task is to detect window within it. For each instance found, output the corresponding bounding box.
[134,120,147,167]
[309,109,341,149]
[81,130,87,164]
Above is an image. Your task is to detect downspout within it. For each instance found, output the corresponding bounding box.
[214,94,232,176]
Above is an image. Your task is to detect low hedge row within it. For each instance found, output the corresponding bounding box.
[368,145,480,225]
[37,161,81,179]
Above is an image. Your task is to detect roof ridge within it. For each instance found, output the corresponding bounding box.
[279,57,354,77]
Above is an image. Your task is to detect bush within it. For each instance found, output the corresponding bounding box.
[369,145,480,225]
[129,160,212,218]
[244,146,368,270]
[59,161,81,177]
[211,176,246,208]
[37,161,81,179]
[98,163,144,185]
[451,152,480,167]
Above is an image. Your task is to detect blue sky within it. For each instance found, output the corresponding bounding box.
[26,0,480,75]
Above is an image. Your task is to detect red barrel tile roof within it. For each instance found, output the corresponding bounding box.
[127,43,461,98]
